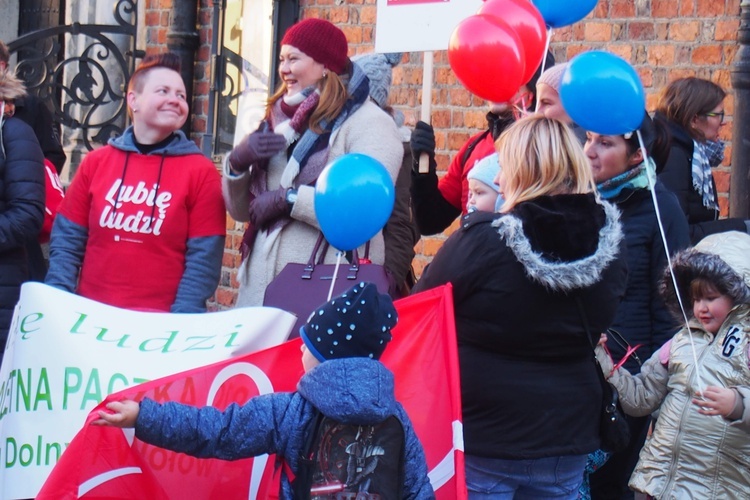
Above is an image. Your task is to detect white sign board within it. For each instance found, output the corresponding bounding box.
[375,0,484,53]
[0,283,295,499]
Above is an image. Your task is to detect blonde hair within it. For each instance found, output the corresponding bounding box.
[496,115,596,213]
[267,70,349,134]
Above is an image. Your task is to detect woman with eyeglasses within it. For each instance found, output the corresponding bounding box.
[655,77,749,243]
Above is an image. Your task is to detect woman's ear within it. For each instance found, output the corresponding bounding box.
[628,147,644,167]
[126,91,137,113]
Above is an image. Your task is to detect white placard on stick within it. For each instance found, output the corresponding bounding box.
[375,0,483,53]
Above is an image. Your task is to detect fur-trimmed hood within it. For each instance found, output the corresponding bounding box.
[0,68,26,102]
[661,231,750,316]
[492,193,624,292]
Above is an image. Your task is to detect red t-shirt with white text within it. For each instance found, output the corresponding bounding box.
[59,146,225,311]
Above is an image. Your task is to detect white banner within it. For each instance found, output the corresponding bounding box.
[375,0,483,53]
[0,283,295,499]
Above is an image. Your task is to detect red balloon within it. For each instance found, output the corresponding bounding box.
[478,0,547,86]
[448,14,526,103]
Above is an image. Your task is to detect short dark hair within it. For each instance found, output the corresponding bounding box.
[127,52,182,94]
[655,77,725,142]
[689,277,731,303]
[0,41,10,65]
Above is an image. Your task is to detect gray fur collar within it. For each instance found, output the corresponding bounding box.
[492,199,623,292]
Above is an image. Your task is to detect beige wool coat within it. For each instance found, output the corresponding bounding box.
[223,99,403,308]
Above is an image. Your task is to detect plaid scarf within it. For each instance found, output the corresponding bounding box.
[691,140,720,210]
[239,64,370,260]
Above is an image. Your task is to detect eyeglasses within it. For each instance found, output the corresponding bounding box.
[703,110,725,123]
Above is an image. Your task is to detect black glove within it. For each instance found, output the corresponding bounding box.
[410,120,437,175]
[248,188,291,230]
[228,131,287,172]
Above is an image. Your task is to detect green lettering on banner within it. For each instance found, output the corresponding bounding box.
[96,328,132,348]
[224,327,241,348]
[19,312,44,340]
[3,435,66,469]
[16,368,32,412]
[68,312,89,334]
[34,368,53,411]
[139,330,178,353]
[82,369,103,409]
[62,367,82,409]
[107,372,129,394]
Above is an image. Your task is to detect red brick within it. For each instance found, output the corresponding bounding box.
[697,0,725,16]
[679,1,695,16]
[669,21,700,42]
[715,20,740,41]
[611,0,636,17]
[628,22,655,40]
[647,45,676,66]
[584,23,613,41]
[652,0,678,17]
[692,45,723,65]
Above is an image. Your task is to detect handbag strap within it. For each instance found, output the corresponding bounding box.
[574,296,597,352]
[303,233,361,280]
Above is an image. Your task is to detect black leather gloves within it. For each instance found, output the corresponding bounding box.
[228,131,287,172]
[410,120,437,175]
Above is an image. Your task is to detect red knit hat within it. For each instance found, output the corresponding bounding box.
[281,18,349,75]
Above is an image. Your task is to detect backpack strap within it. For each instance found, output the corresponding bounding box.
[460,129,491,170]
[290,409,326,500]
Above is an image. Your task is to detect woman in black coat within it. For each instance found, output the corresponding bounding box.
[413,115,628,499]
[0,68,45,359]
[583,115,690,499]
[654,77,748,243]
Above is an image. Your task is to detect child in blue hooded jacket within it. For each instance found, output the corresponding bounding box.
[93,282,435,499]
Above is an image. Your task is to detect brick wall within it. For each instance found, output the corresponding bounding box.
[143,0,743,309]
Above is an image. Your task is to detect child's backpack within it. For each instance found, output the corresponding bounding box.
[292,411,406,500]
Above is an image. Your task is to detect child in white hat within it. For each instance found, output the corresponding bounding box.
[466,153,502,212]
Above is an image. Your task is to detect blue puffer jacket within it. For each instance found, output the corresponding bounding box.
[605,182,690,373]
[0,116,45,351]
[135,357,435,499]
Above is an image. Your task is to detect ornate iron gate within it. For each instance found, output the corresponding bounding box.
[7,0,141,154]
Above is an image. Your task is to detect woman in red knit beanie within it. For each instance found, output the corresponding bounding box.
[223,18,403,310]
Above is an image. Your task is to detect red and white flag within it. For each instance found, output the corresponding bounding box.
[38,285,465,499]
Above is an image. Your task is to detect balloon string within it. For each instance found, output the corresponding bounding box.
[636,129,706,394]
[535,27,553,113]
[327,252,343,301]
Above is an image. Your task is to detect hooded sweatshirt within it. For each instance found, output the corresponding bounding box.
[134,357,435,499]
[45,127,225,312]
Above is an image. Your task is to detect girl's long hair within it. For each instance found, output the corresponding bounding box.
[496,115,596,213]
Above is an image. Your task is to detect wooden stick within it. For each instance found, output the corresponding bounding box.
[419,51,434,173]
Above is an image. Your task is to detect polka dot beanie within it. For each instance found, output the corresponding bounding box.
[281,18,349,75]
[300,282,397,362]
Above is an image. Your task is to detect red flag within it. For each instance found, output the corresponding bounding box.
[38,285,465,499]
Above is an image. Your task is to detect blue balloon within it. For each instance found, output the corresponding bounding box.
[532,0,598,28]
[560,51,645,135]
[314,154,395,251]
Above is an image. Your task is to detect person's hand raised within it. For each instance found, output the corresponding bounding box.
[228,130,287,173]
[91,400,140,428]
[410,121,437,175]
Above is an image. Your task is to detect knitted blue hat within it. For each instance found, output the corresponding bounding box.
[467,153,501,193]
[300,282,397,362]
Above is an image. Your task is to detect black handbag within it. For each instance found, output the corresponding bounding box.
[575,297,631,454]
[263,234,391,338]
